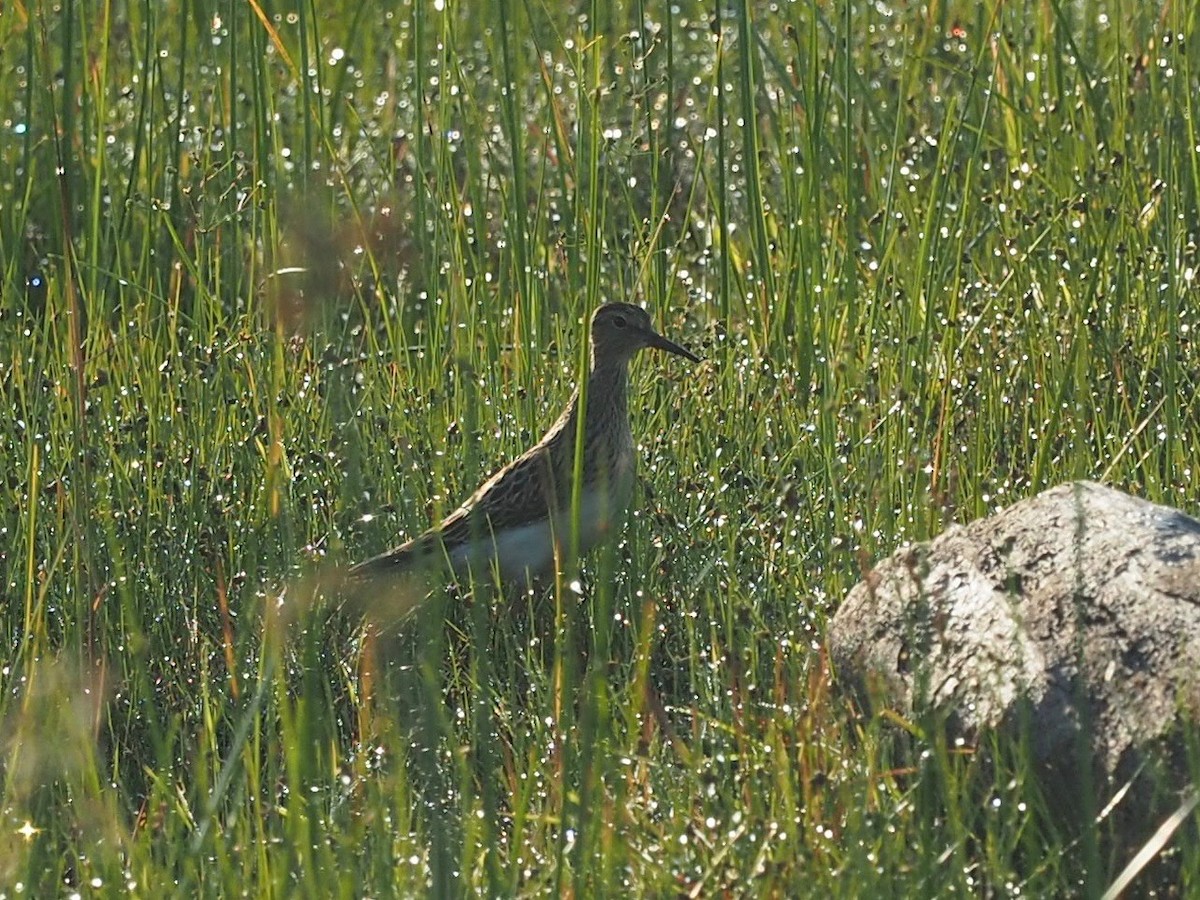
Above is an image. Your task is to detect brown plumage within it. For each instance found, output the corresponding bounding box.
[350,303,700,588]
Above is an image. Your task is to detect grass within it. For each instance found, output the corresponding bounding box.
[2,0,1199,895]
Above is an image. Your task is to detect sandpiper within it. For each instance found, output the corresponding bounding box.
[350,303,700,589]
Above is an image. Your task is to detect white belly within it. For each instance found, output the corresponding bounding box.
[447,484,629,582]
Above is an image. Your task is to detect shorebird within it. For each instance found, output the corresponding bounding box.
[349,303,700,591]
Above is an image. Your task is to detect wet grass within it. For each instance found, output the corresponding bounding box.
[2,0,1199,895]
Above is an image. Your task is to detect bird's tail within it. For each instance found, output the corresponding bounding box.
[341,534,445,626]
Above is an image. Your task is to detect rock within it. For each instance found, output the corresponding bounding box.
[829,481,1200,808]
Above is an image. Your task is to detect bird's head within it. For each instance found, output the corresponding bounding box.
[589,302,700,366]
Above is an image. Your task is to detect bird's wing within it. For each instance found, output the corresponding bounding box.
[435,445,562,549]
[348,444,565,580]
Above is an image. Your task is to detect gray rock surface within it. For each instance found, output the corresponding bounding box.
[830,481,1200,795]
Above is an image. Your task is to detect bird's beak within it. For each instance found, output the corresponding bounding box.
[646,329,702,363]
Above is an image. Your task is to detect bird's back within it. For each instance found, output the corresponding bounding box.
[349,379,636,586]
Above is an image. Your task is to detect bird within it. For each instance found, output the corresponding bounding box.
[349,302,700,593]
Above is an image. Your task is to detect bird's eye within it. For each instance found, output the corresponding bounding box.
[613,315,627,328]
